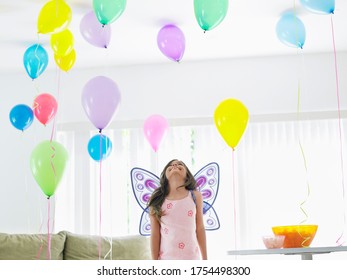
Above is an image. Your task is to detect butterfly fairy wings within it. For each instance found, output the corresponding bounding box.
[130,162,220,236]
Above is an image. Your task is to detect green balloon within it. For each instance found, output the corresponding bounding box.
[93,0,126,25]
[194,0,228,31]
[30,140,68,198]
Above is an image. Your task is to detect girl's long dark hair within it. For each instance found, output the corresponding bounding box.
[148,159,196,222]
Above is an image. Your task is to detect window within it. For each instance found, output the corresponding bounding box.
[55,113,347,259]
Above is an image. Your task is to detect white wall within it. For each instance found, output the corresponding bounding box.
[1,52,346,233]
[54,51,347,123]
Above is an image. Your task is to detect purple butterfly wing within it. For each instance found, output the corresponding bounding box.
[130,167,159,236]
[202,201,220,230]
[131,167,159,211]
[139,209,151,236]
[194,162,219,206]
[194,162,220,230]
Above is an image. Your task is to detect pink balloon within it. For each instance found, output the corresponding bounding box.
[81,76,121,131]
[157,24,185,62]
[80,10,111,48]
[143,114,169,152]
[33,93,58,126]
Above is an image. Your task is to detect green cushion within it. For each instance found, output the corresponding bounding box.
[0,231,66,260]
[64,231,150,260]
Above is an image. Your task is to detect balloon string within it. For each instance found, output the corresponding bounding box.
[98,131,103,259]
[50,143,57,179]
[296,55,310,223]
[32,80,40,95]
[34,38,41,81]
[35,236,44,260]
[35,203,45,259]
[49,68,61,143]
[298,141,310,225]
[32,99,39,111]
[232,149,237,251]
[49,108,57,142]
[51,196,56,234]
[298,140,312,247]
[331,15,346,246]
[103,237,113,260]
[47,197,51,260]
[104,143,113,259]
[49,70,61,180]
[295,47,312,247]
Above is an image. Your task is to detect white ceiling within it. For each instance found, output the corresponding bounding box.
[1,0,346,72]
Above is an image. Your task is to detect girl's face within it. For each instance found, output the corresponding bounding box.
[165,160,187,180]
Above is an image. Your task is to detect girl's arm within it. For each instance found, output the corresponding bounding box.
[149,210,161,260]
[194,191,208,260]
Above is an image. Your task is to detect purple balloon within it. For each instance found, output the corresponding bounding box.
[81,76,121,130]
[157,24,185,62]
[80,10,111,48]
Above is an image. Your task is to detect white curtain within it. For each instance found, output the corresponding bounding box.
[237,117,347,250]
[54,115,347,259]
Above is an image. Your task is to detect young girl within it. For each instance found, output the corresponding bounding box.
[148,159,207,260]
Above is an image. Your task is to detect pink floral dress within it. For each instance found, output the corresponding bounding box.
[158,191,200,260]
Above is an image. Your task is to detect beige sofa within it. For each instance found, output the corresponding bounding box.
[0,231,150,260]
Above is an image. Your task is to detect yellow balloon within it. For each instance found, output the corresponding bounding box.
[37,0,72,34]
[214,99,249,150]
[54,49,76,72]
[50,29,74,57]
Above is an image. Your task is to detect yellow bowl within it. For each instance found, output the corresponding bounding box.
[272,225,318,248]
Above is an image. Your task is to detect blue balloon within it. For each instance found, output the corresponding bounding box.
[23,44,49,80]
[9,104,34,131]
[276,13,306,49]
[88,134,113,161]
[300,0,335,15]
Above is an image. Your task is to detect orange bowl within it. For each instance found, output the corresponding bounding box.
[272,225,318,248]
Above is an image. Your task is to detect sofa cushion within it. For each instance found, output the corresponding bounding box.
[0,231,66,260]
[64,231,150,260]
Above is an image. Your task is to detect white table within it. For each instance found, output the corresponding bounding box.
[227,246,347,260]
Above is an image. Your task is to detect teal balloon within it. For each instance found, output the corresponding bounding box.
[9,104,34,131]
[23,44,49,80]
[194,0,228,31]
[300,0,335,15]
[88,134,112,161]
[276,13,306,49]
[93,0,126,25]
[30,140,68,198]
